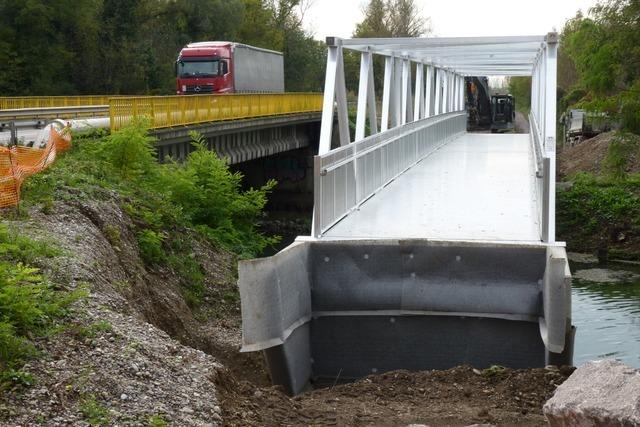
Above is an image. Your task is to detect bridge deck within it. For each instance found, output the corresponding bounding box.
[323,132,540,242]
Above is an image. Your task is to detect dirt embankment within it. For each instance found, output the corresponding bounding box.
[557,131,640,180]
[2,193,572,426]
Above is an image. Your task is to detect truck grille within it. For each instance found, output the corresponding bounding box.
[185,85,214,94]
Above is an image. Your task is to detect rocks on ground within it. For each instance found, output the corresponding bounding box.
[544,359,640,427]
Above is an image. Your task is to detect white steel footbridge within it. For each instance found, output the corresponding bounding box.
[239,33,574,395]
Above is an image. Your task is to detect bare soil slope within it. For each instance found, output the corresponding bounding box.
[557,131,640,180]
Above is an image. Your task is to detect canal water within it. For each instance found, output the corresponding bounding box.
[571,259,640,368]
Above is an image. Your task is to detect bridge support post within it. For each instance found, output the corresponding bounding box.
[319,39,350,155]
[425,66,433,118]
[543,32,558,243]
[414,63,424,121]
[381,56,394,132]
[434,68,441,116]
[355,51,378,142]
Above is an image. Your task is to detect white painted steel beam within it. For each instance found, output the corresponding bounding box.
[425,65,433,117]
[434,68,441,115]
[543,34,558,243]
[414,63,424,121]
[401,59,410,125]
[355,51,377,141]
[381,56,394,132]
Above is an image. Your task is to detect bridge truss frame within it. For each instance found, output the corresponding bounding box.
[316,33,559,243]
[239,33,572,395]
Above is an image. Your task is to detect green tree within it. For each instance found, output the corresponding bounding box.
[355,0,391,38]
[560,0,640,133]
[386,0,427,37]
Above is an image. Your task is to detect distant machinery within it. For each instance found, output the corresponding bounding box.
[465,77,492,130]
[561,109,615,147]
[490,94,515,133]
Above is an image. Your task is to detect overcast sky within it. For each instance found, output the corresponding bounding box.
[303,0,601,40]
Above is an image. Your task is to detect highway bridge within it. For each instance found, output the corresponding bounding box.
[238,33,574,395]
[0,93,323,164]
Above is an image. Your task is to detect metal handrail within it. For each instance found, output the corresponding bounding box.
[0,96,122,110]
[313,112,466,237]
[0,105,108,121]
[529,112,545,176]
[109,93,323,131]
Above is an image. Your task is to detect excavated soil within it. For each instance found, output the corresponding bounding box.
[2,192,573,426]
[216,365,574,426]
[557,131,640,180]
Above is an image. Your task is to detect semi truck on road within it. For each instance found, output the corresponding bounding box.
[176,42,284,95]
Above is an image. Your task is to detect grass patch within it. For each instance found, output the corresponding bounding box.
[147,413,168,427]
[79,394,111,426]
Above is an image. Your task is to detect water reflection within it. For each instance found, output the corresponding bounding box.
[572,261,640,368]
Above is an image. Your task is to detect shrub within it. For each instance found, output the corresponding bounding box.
[0,225,80,388]
[137,229,165,264]
[603,132,640,180]
[99,118,156,181]
[557,173,640,250]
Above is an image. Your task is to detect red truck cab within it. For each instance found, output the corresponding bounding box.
[175,42,234,95]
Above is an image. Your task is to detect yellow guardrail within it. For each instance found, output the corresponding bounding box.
[0,96,120,110]
[109,93,324,131]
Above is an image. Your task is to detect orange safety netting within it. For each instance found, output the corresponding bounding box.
[0,125,72,208]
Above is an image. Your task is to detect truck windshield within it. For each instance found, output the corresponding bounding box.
[178,60,220,78]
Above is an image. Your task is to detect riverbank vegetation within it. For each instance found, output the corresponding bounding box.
[557,132,640,258]
[551,0,640,258]
[0,226,82,390]
[20,122,277,260]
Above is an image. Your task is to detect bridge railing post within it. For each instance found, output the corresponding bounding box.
[425,66,433,118]
[318,38,350,155]
[414,63,424,121]
[542,32,558,243]
[381,56,394,132]
[355,50,378,142]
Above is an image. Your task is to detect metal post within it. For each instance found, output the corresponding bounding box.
[401,58,410,125]
[392,59,403,127]
[381,56,394,132]
[459,76,464,111]
[367,54,378,135]
[414,63,424,121]
[356,51,372,141]
[442,70,449,113]
[543,32,558,243]
[335,47,351,148]
[452,74,458,111]
[425,66,433,118]
[9,121,17,146]
[319,44,339,154]
[434,69,440,115]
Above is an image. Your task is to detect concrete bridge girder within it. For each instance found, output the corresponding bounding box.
[151,112,321,165]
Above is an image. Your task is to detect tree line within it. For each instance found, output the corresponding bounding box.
[0,0,327,95]
[510,0,640,134]
[560,0,640,133]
